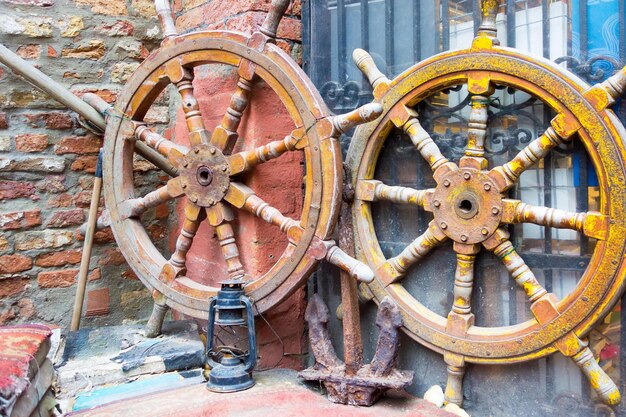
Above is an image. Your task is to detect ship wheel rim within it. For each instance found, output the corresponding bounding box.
[104,30,341,318]
[347,46,626,364]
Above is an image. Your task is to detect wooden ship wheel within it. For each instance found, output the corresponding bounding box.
[346,0,626,407]
[103,0,379,336]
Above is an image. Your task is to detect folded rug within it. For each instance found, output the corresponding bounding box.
[0,324,52,417]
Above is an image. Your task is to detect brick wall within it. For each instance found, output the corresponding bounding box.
[0,0,167,326]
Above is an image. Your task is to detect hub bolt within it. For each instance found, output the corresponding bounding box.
[182,161,188,168]
[492,207,500,215]
[443,180,451,187]
[182,183,187,189]
[194,148,200,154]
[481,228,489,235]
[440,222,448,230]
[463,172,471,180]
[191,196,198,203]
[210,147,216,155]
[484,183,491,191]
[461,234,468,242]
[222,166,228,172]
[433,200,441,208]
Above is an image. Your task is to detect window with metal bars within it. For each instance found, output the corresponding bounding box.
[304,1,626,415]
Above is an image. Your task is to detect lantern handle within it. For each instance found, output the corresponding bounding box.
[241,295,258,373]
[205,297,220,370]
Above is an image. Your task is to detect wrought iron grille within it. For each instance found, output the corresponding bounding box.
[304,1,626,416]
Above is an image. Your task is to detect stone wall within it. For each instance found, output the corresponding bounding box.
[0,0,168,327]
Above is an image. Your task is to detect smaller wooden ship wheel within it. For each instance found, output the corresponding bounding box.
[103,0,379,336]
[347,0,626,407]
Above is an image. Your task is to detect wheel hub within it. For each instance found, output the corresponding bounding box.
[431,168,501,244]
[179,144,230,207]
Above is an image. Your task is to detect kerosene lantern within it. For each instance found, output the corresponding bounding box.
[206,280,257,392]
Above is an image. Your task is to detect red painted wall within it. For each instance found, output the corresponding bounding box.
[173,2,307,370]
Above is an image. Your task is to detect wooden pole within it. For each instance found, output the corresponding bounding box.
[70,149,103,331]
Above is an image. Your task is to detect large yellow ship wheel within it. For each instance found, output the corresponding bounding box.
[346,0,626,407]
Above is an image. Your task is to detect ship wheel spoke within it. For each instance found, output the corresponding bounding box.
[118,176,185,220]
[459,95,489,169]
[228,129,305,176]
[355,179,433,209]
[376,221,447,286]
[501,199,609,240]
[488,126,570,192]
[443,243,480,407]
[448,243,480,317]
[169,203,204,273]
[164,61,210,146]
[484,229,548,303]
[224,182,299,234]
[135,123,189,165]
[206,202,247,281]
[403,117,452,176]
[210,77,254,154]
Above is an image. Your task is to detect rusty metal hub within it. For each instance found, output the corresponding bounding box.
[432,168,501,244]
[179,145,230,208]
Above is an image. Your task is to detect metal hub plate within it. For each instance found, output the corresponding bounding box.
[432,168,501,244]
[179,145,230,207]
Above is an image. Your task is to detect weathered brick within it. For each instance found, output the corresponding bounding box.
[70,155,98,173]
[0,113,7,129]
[111,39,147,60]
[17,298,35,320]
[147,223,166,240]
[36,175,66,193]
[0,180,36,200]
[0,254,32,274]
[0,137,9,152]
[0,276,30,297]
[85,287,109,316]
[35,248,82,267]
[0,156,64,172]
[74,0,127,16]
[61,40,106,60]
[55,135,101,155]
[16,44,41,59]
[15,230,73,250]
[131,0,155,17]
[59,16,84,37]
[95,20,134,36]
[15,133,49,152]
[111,62,140,83]
[121,268,138,280]
[47,45,57,57]
[76,227,114,243]
[37,269,77,288]
[0,235,9,252]
[0,209,41,230]
[98,248,126,266]
[72,88,117,103]
[25,112,73,129]
[47,208,84,228]
[48,193,73,208]
[88,268,101,281]
[19,17,53,37]
[0,308,16,325]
